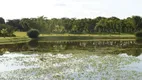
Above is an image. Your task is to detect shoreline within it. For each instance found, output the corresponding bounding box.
[0,37,31,45]
[0,35,135,45]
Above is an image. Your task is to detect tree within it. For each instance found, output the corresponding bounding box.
[0,17,5,24]
[20,16,49,33]
[53,25,65,33]
[131,16,142,31]
[3,15,142,34]
[1,29,8,38]
[6,19,23,31]
[20,18,31,31]
[0,24,15,37]
[71,25,78,33]
[123,18,135,33]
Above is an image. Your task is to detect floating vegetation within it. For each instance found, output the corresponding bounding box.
[0,51,142,80]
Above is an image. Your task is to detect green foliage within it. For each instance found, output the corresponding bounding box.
[20,16,48,33]
[20,18,32,31]
[95,18,121,33]
[1,15,142,34]
[18,16,142,34]
[1,29,8,37]
[0,24,15,37]
[27,29,40,38]
[135,31,142,38]
[132,16,142,30]
[6,19,23,31]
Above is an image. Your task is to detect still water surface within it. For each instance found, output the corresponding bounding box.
[0,39,142,80]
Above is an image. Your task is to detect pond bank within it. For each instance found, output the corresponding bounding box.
[0,34,135,45]
[0,37,31,45]
[38,34,135,42]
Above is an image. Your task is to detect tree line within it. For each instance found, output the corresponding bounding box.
[0,16,142,36]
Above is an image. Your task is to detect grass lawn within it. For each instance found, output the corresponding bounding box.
[0,32,30,44]
[14,32,28,37]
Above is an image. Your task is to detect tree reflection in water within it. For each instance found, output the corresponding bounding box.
[0,39,142,56]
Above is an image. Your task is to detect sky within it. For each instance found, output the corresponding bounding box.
[0,0,142,20]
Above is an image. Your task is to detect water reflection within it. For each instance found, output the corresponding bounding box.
[0,39,142,56]
[28,39,39,48]
[136,38,142,44]
[28,39,39,51]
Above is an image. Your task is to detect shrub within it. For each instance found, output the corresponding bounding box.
[27,29,40,38]
[135,31,142,38]
[0,24,15,37]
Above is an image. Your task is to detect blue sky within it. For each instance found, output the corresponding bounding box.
[0,0,142,20]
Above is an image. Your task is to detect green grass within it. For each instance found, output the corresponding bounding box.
[0,32,30,44]
[0,37,31,44]
[14,32,28,37]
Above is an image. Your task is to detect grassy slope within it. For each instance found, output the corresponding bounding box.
[0,32,30,44]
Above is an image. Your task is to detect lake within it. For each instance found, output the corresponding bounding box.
[0,39,142,80]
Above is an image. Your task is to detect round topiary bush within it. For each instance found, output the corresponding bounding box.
[27,29,40,38]
[135,31,142,38]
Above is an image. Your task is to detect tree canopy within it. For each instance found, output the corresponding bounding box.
[0,16,142,36]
